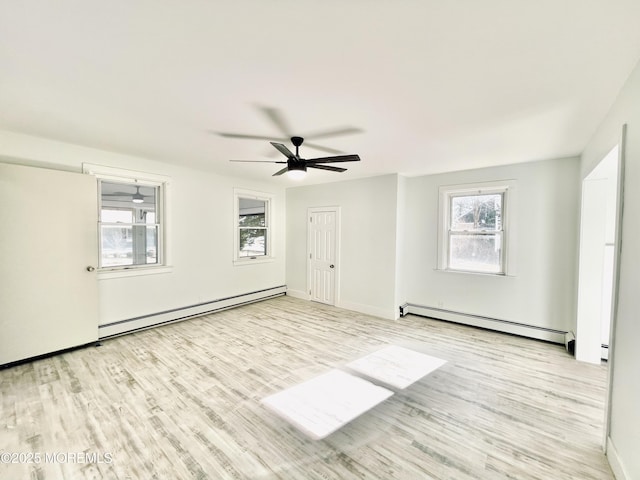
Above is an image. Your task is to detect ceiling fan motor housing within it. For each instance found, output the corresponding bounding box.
[288,158,307,172]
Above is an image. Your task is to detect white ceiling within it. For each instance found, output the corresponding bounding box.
[2,1,640,186]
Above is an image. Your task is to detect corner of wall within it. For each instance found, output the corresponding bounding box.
[607,436,629,480]
[337,299,398,321]
[286,288,309,300]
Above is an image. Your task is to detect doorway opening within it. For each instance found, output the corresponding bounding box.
[576,145,621,364]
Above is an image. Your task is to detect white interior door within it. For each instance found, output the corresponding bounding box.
[0,163,99,365]
[308,208,339,305]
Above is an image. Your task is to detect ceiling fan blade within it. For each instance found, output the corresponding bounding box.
[103,193,152,197]
[216,132,287,141]
[307,164,347,173]
[306,154,361,164]
[270,142,296,158]
[302,142,345,155]
[303,126,364,140]
[229,160,286,164]
[272,167,289,176]
[260,106,292,136]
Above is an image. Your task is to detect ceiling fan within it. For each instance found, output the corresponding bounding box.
[102,185,153,203]
[215,105,363,156]
[230,136,360,179]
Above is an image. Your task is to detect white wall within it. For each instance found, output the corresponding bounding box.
[581,59,640,480]
[286,174,400,319]
[401,157,580,333]
[0,130,286,326]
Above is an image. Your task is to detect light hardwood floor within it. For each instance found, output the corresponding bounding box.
[0,296,613,479]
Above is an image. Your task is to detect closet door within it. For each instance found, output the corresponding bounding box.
[308,208,338,305]
[0,163,99,365]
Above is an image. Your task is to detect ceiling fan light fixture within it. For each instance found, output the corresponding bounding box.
[132,186,144,203]
[287,164,307,180]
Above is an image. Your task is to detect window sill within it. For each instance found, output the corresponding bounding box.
[233,257,274,266]
[435,268,511,277]
[98,265,173,280]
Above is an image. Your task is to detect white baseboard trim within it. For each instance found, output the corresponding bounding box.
[337,300,397,321]
[286,289,396,320]
[99,286,287,339]
[404,303,566,344]
[285,288,309,300]
[607,437,629,480]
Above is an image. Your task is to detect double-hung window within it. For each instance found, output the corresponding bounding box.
[99,180,160,268]
[234,188,273,264]
[438,181,515,275]
[83,164,171,275]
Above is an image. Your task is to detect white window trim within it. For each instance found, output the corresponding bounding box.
[234,188,274,266]
[437,180,516,276]
[83,163,173,278]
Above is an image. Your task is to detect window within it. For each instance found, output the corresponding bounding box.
[99,180,160,268]
[438,181,515,275]
[83,164,171,276]
[234,189,273,263]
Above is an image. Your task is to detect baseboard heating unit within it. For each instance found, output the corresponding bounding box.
[99,285,287,339]
[400,303,567,344]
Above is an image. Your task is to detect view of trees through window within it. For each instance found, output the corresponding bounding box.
[449,193,503,273]
[238,198,267,257]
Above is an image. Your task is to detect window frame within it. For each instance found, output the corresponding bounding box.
[234,188,274,265]
[83,163,172,278]
[98,180,161,268]
[438,180,516,276]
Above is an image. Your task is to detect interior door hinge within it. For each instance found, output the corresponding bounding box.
[309,253,312,259]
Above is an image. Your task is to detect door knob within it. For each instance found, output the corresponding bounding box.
[329,264,335,269]
[86,266,95,272]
